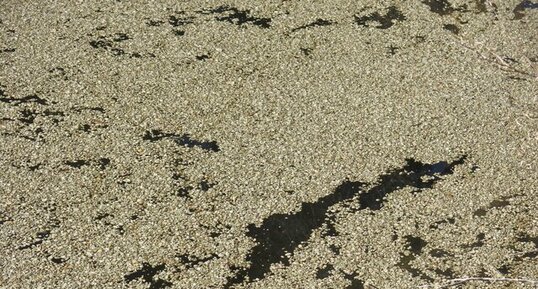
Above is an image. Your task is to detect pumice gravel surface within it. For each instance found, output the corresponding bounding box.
[0,0,537,288]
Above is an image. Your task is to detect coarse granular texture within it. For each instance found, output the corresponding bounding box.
[1,0,537,288]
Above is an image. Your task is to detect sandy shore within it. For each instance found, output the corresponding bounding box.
[1,0,537,288]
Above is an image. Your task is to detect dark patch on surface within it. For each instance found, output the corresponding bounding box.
[95,213,112,220]
[497,264,510,274]
[198,180,214,191]
[429,217,455,229]
[388,45,399,55]
[422,0,454,15]
[522,251,538,258]
[321,218,339,237]
[300,47,313,56]
[429,248,452,258]
[19,109,37,124]
[143,130,220,152]
[224,156,466,287]
[196,54,210,61]
[514,1,538,19]
[110,48,125,56]
[176,186,193,198]
[342,271,364,289]
[357,156,466,211]
[224,180,363,287]
[98,158,110,170]
[488,198,510,209]
[0,94,48,106]
[398,235,432,280]
[291,18,335,32]
[474,0,489,13]
[0,217,13,225]
[28,163,42,171]
[443,23,460,34]
[176,253,219,269]
[80,124,91,132]
[517,234,538,248]
[73,106,105,113]
[48,67,67,80]
[113,33,130,42]
[354,6,406,29]
[89,34,130,56]
[65,160,90,168]
[330,244,341,255]
[172,30,185,36]
[473,208,487,217]
[124,263,172,289]
[434,268,455,278]
[89,38,112,49]
[147,19,164,26]
[405,235,427,255]
[51,257,67,264]
[464,232,485,248]
[171,173,184,180]
[18,230,51,250]
[168,15,194,27]
[316,264,334,279]
[203,5,271,28]
[1,48,16,53]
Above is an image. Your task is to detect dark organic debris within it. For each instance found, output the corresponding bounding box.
[113,33,130,42]
[291,18,335,32]
[147,19,164,26]
[202,5,271,28]
[224,180,363,288]
[124,263,172,289]
[89,38,112,49]
[516,234,538,258]
[388,45,399,55]
[98,158,111,170]
[422,0,454,15]
[429,248,452,258]
[1,48,16,53]
[463,233,485,248]
[19,109,37,124]
[51,257,67,264]
[0,94,48,105]
[342,271,365,289]
[397,235,432,280]
[89,34,130,56]
[73,106,105,113]
[355,6,406,29]
[443,23,460,34]
[176,186,193,198]
[176,253,219,269]
[224,156,466,287]
[300,47,313,56]
[143,129,220,152]
[18,230,51,250]
[168,15,194,27]
[429,217,455,229]
[316,264,334,279]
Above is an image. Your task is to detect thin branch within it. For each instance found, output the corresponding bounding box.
[453,36,537,81]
